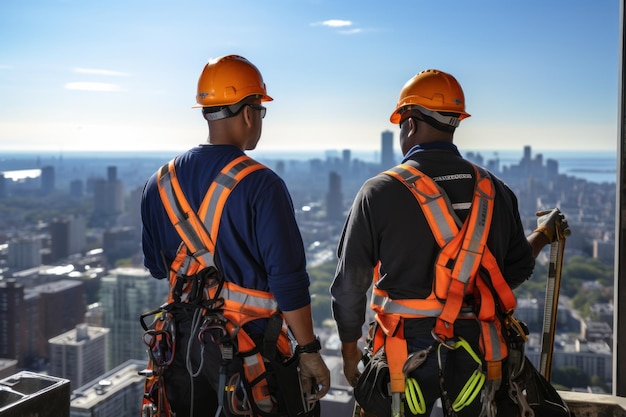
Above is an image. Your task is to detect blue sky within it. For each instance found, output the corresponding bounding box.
[0,0,620,154]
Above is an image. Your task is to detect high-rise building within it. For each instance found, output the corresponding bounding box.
[70,179,84,198]
[341,149,351,176]
[0,280,25,364]
[50,214,86,261]
[70,360,145,417]
[93,166,125,220]
[102,226,139,264]
[0,279,39,368]
[49,324,109,390]
[26,280,87,361]
[100,268,168,369]
[40,165,55,194]
[381,130,395,168]
[8,236,42,270]
[107,166,118,182]
[0,173,6,199]
[326,171,344,222]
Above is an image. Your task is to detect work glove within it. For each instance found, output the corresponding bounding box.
[535,208,571,242]
[299,351,331,401]
[341,344,363,387]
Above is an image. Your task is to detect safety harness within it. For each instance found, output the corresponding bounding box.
[368,161,518,416]
[141,155,293,417]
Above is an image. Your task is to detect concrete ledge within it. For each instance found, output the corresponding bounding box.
[559,391,626,417]
[0,371,70,417]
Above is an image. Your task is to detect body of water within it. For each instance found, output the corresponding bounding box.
[251,148,619,185]
[464,149,618,184]
[0,148,619,184]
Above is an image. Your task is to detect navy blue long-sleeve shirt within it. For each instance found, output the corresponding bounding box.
[141,144,311,313]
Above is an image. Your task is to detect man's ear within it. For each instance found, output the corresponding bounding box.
[241,105,254,128]
[407,117,418,137]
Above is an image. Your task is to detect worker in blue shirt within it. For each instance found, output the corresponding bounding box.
[141,54,330,417]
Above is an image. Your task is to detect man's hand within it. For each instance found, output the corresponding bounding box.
[535,208,570,242]
[299,351,331,401]
[341,341,363,387]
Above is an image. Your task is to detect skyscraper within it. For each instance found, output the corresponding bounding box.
[326,171,344,222]
[0,280,25,364]
[28,280,87,361]
[49,214,87,262]
[381,130,395,168]
[100,268,169,369]
[8,236,42,270]
[40,165,55,195]
[48,324,109,390]
[93,165,125,227]
[0,173,6,199]
[70,360,145,417]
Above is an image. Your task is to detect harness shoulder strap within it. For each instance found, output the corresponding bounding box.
[382,163,512,388]
[157,155,266,269]
[156,155,285,413]
[384,162,496,339]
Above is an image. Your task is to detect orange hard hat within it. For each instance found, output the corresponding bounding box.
[390,69,470,126]
[193,55,273,108]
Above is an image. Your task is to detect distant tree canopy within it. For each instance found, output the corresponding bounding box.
[308,262,336,327]
[0,193,92,225]
[552,366,591,389]
[515,254,613,319]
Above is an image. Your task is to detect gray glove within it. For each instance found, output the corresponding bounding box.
[299,351,331,401]
[535,208,570,242]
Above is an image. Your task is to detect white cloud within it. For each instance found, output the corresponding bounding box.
[73,67,130,77]
[311,19,353,28]
[322,19,352,27]
[64,82,124,92]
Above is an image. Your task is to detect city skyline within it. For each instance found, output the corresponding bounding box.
[0,1,619,153]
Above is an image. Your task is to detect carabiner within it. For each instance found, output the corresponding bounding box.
[402,345,434,376]
[405,377,426,415]
[437,337,486,412]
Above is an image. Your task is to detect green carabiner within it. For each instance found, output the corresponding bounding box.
[405,377,426,415]
[444,337,486,412]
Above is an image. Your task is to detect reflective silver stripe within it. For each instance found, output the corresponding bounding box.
[404,105,460,127]
[195,250,215,268]
[221,285,279,312]
[422,196,456,243]
[452,202,471,210]
[485,321,504,360]
[158,164,216,267]
[371,292,442,317]
[202,158,260,232]
[457,251,481,284]
[177,281,279,312]
[388,166,456,242]
[456,173,493,284]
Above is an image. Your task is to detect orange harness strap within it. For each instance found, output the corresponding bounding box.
[373,162,517,392]
[156,155,290,412]
[157,155,265,268]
